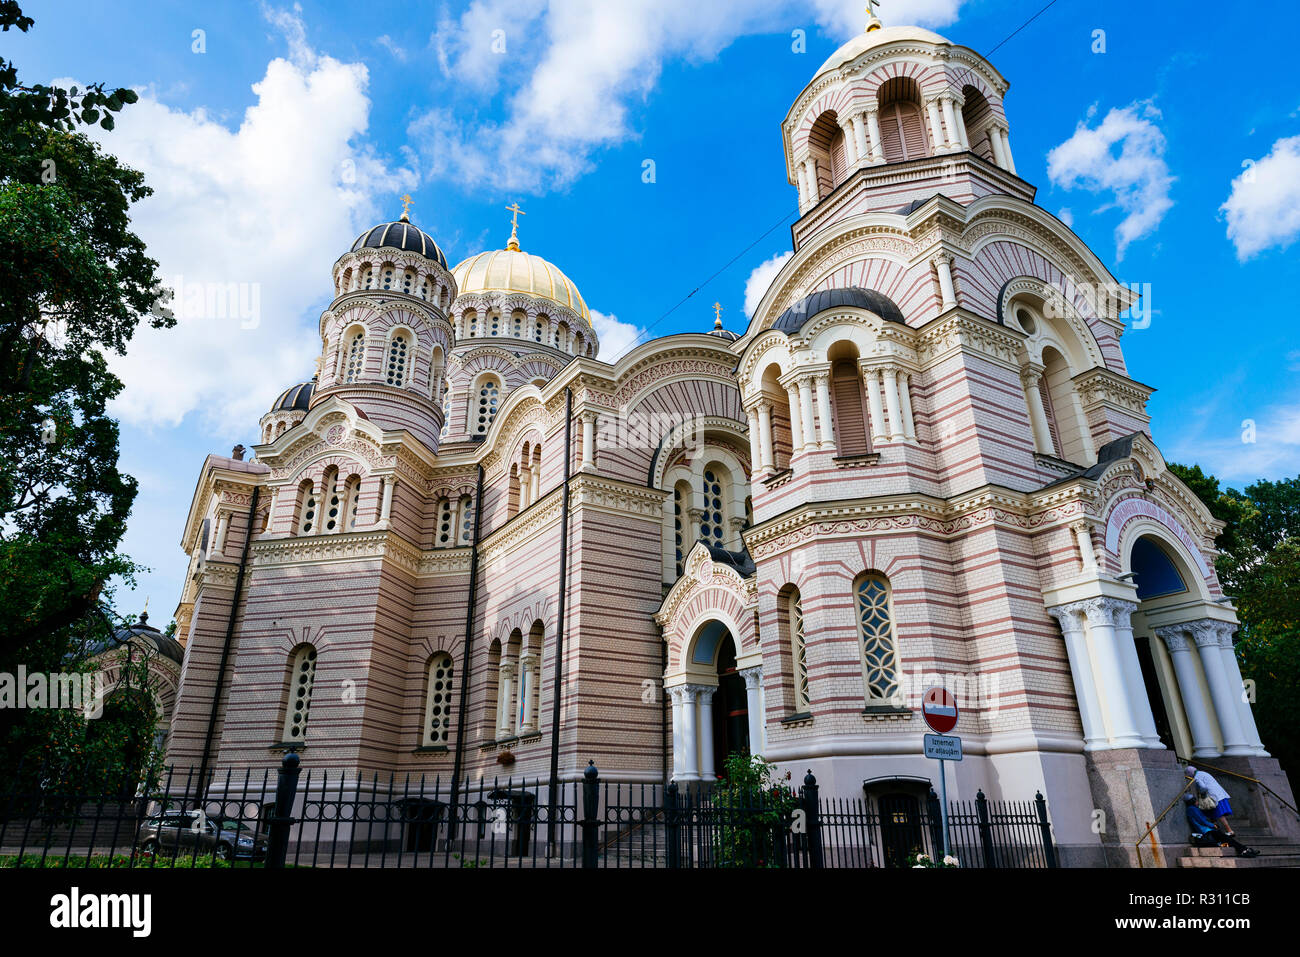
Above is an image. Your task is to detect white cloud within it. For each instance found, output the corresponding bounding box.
[590,309,646,362]
[744,250,793,319]
[1056,207,1073,228]
[89,5,416,433]
[1169,402,1300,484]
[418,0,965,192]
[1046,101,1173,260]
[1220,135,1300,260]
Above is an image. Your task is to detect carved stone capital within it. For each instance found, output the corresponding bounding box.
[1081,596,1138,628]
[740,666,763,690]
[1153,625,1191,653]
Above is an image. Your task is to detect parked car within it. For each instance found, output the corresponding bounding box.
[137,810,267,862]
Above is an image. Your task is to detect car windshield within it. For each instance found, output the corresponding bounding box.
[212,818,251,834]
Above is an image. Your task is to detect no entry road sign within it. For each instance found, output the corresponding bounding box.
[921,686,958,734]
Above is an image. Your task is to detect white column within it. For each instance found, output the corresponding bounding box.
[379,476,396,527]
[448,497,460,545]
[925,98,945,152]
[1193,621,1252,756]
[581,412,597,471]
[696,686,716,781]
[940,95,962,150]
[786,384,804,453]
[882,368,905,442]
[741,667,763,758]
[497,662,515,738]
[1210,623,1267,755]
[679,686,700,781]
[798,378,816,454]
[795,161,810,210]
[804,159,820,204]
[213,512,230,556]
[989,126,1008,169]
[518,468,530,510]
[1067,390,1096,461]
[519,656,537,733]
[814,374,834,449]
[841,120,857,166]
[898,372,916,441]
[1082,598,1146,748]
[852,114,869,166]
[1072,521,1098,573]
[998,127,1016,175]
[1157,626,1221,759]
[1110,599,1164,748]
[1047,605,1107,750]
[746,407,762,472]
[864,368,886,444]
[670,688,685,779]
[1021,366,1054,455]
[933,254,957,312]
[757,401,775,472]
[865,107,884,163]
[529,464,541,504]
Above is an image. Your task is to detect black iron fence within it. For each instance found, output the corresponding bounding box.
[0,755,1056,869]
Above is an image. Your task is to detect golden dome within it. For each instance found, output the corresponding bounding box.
[452,247,590,326]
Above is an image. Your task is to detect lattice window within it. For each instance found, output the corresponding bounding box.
[362,268,374,289]
[342,331,366,383]
[344,478,360,531]
[489,314,500,336]
[385,334,408,387]
[513,314,522,337]
[534,320,544,343]
[423,653,454,747]
[790,590,810,712]
[401,270,414,294]
[437,499,453,546]
[700,469,725,549]
[459,496,474,544]
[673,487,685,577]
[856,575,900,702]
[282,645,317,742]
[322,470,341,532]
[474,379,500,435]
[381,267,394,290]
[440,385,452,440]
[297,482,317,535]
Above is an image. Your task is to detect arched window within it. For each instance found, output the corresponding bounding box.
[782,586,810,713]
[381,265,395,290]
[385,332,409,387]
[401,268,416,295]
[439,383,452,440]
[512,311,524,338]
[961,86,995,162]
[534,317,546,343]
[463,309,478,338]
[700,467,726,549]
[807,111,845,198]
[343,474,361,531]
[321,467,341,533]
[282,644,318,743]
[437,498,454,546]
[458,494,474,544]
[878,76,929,162]
[429,346,445,400]
[1041,345,1086,462]
[296,479,317,535]
[361,266,375,289]
[341,328,366,383]
[830,345,870,456]
[673,480,691,577]
[856,574,900,703]
[422,653,454,748]
[486,639,502,737]
[472,376,501,435]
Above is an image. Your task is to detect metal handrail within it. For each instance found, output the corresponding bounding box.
[1135,778,1194,868]
[1193,761,1300,818]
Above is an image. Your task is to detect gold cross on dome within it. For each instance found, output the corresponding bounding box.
[865,0,883,29]
[505,201,526,250]
[713,301,724,327]
[399,193,414,220]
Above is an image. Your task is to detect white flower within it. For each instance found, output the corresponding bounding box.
[943,855,959,867]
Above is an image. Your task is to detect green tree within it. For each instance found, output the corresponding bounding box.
[0,3,169,780]
[1170,464,1300,791]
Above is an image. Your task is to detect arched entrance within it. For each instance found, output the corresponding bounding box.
[712,635,749,774]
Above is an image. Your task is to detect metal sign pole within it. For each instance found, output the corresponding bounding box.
[938,756,950,860]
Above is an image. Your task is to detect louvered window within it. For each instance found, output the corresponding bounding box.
[831,361,871,456]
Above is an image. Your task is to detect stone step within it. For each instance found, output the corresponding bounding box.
[1176,854,1300,868]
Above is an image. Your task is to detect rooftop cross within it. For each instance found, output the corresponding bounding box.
[865,0,882,32]
[505,202,526,250]
[399,193,414,222]
[713,301,725,329]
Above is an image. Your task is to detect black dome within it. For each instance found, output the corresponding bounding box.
[271,380,314,414]
[772,286,906,335]
[350,219,447,268]
[83,612,185,667]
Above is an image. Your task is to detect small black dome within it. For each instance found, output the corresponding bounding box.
[83,612,185,667]
[707,319,741,342]
[772,286,906,335]
[350,219,447,268]
[271,380,314,414]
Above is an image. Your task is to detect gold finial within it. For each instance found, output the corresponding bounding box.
[865,0,882,32]
[505,202,526,251]
[399,193,414,222]
[713,301,724,330]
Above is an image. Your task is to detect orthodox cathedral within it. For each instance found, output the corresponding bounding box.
[160,16,1295,866]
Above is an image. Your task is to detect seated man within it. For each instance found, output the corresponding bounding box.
[1184,794,1259,858]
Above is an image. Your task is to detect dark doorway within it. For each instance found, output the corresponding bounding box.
[878,792,923,868]
[1134,634,1176,753]
[712,635,749,776]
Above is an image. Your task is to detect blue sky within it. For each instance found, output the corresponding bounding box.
[4,0,1299,623]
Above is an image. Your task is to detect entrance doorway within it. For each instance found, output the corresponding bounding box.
[712,635,749,775]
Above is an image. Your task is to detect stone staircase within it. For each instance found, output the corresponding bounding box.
[1176,826,1300,868]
